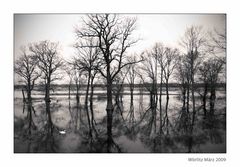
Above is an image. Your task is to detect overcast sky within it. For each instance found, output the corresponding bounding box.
[14,14,225,60]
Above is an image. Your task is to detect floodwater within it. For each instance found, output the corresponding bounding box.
[14,87,226,153]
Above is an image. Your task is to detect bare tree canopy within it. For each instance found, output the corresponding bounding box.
[208,28,226,54]
[75,14,140,80]
[15,47,40,87]
[29,40,63,83]
[180,26,206,53]
[15,46,41,104]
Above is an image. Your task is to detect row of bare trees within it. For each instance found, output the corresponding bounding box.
[15,41,63,139]
[15,14,225,152]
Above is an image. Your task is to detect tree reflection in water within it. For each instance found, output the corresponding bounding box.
[14,90,226,153]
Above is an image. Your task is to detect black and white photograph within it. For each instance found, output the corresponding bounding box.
[14,14,226,153]
[2,0,240,166]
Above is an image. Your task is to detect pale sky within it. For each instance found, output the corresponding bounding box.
[14,14,225,60]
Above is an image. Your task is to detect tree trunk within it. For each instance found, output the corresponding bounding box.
[159,69,163,135]
[203,83,208,119]
[153,80,158,134]
[180,82,188,132]
[45,77,53,135]
[191,79,196,129]
[90,75,97,135]
[28,103,32,135]
[76,82,80,103]
[154,57,157,135]
[189,75,196,153]
[130,86,134,109]
[46,100,53,136]
[27,78,32,103]
[22,89,26,102]
[85,71,92,138]
[27,90,31,103]
[130,84,134,124]
[209,85,216,116]
[106,65,114,152]
[186,81,190,114]
[45,78,50,103]
[130,91,134,124]
[165,78,169,135]
[76,98,80,130]
[150,84,156,136]
[139,82,143,113]
[68,79,71,100]
[182,83,186,109]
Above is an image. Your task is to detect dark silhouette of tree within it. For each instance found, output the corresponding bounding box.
[207,28,226,80]
[208,28,226,55]
[73,37,100,139]
[21,101,36,137]
[65,58,86,131]
[140,43,178,137]
[112,70,126,120]
[71,63,85,129]
[15,47,40,135]
[89,68,99,135]
[126,55,138,126]
[153,43,165,135]
[175,55,191,133]
[139,50,158,137]
[63,62,74,100]
[29,40,63,136]
[180,25,206,152]
[161,47,179,135]
[29,41,63,102]
[198,57,224,129]
[207,58,224,119]
[72,64,83,104]
[15,47,40,103]
[198,61,210,119]
[207,28,226,122]
[75,14,140,152]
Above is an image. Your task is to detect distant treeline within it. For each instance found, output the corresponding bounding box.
[14,83,226,91]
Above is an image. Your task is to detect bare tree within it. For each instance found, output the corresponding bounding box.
[153,43,165,135]
[72,64,82,104]
[207,58,224,117]
[161,47,179,135]
[29,41,63,102]
[139,51,158,137]
[112,70,127,120]
[198,61,210,119]
[71,63,85,129]
[207,28,226,118]
[145,43,179,136]
[15,47,40,103]
[89,68,99,132]
[29,40,63,135]
[126,55,138,125]
[75,14,140,151]
[63,61,75,100]
[207,28,226,80]
[73,37,100,138]
[208,28,226,54]
[175,55,191,133]
[198,57,224,128]
[15,46,40,135]
[180,25,206,152]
